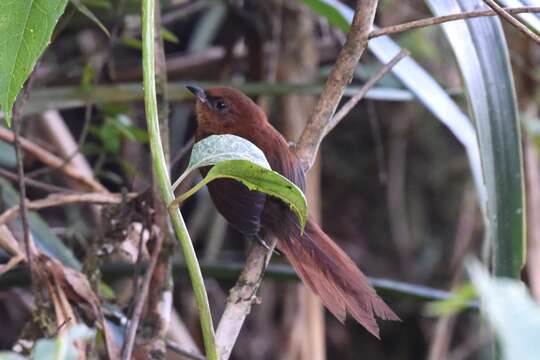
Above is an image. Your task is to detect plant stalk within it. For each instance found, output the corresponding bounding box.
[141,0,217,358]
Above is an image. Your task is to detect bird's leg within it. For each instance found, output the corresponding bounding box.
[250,232,281,256]
[253,233,271,250]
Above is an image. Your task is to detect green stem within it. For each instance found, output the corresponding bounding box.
[170,179,207,209]
[141,1,217,359]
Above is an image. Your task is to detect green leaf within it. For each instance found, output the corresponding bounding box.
[174,160,308,233]
[172,134,270,191]
[207,160,307,232]
[70,0,110,37]
[426,283,477,316]
[109,114,148,144]
[467,259,540,360]
[426,0,524,277]
[0,0,69,126]
[300,0,350,31]
[161,27,179,44]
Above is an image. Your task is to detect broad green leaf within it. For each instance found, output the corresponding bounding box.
[70,0,110,37]
[0,0,69,126]
[426,0,524,277]
[467,259,540,360]
[175,160,307,233]
[172,134,270,190]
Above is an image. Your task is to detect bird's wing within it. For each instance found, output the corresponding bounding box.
[202,167,266,239]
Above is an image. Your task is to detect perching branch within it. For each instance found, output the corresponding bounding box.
[215,238,277,359]
[369,6,540,39]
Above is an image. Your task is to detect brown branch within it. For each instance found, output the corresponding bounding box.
[369,6,540,39]
[0,127,107,193]
[0,192,137,225]
[482,0,540,45]
[11,64,41,290]
[170,136,195,172]
[0,168,77,194]
[294,0,379,171]
[328,49,409,135]
[166,340,207,360]
[214,1,379,358]
[215,238,277,360]
[121,227,164,360]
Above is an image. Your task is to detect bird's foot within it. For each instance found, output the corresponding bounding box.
[254,234,271,250]
[253,234,281,256]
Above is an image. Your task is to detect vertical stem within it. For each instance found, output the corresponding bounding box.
[141,1,217,359]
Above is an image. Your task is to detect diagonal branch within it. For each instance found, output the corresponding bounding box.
[327,49,409,136]
[482,0,540,45]
[0,127,107,193]
[0,192,137,225]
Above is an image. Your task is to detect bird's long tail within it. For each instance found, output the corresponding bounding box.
[275,218,399,338]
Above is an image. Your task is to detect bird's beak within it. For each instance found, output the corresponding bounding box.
[185,84,207,104]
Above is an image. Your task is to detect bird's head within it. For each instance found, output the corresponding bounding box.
[186,85,266,135]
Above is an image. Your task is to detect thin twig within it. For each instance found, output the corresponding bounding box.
[166,340,207,360]
[214,1,380,358]
[171,136,195,170]
[0,127,107,192]
[328,49,409,135]
[0,168,76,194]
[11,65,41,286]
[481,0,540,45]
[294,0,379,171]
[0,192,137,224]
[121,229,164,360]
[27,110,92,180]
[369,6,540,39]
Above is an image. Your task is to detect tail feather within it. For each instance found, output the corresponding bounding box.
[276,218,399,338]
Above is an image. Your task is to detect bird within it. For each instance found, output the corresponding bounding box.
[186,84,399,338]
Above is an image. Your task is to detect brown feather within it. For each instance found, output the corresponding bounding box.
[192,86,399,337]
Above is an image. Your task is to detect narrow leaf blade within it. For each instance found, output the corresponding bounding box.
[441,0,524,277]
[70,0,110,37]
[467,259,540,360]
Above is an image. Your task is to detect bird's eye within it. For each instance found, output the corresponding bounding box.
[215,100,228,112]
